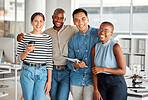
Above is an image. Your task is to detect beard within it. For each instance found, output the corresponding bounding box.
[53,20,64,28]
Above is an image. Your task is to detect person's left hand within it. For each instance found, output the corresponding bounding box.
[44,81,51,95]
[92,67,104,74]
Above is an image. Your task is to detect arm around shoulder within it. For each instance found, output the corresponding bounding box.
[71,25,79,34]
[17,33,25,41]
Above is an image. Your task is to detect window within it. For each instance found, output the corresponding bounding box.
[103,0,130,34]
[79,0,100,28]
[133,0,148,34]
[79,0,148,35]
[82,7,100,28]
[0,0,24,38]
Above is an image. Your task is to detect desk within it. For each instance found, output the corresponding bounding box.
[0,63,21,100]
[128,89,148,100]
[126,77,148,100]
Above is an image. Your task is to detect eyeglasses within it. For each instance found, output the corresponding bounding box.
[98,29,111,34]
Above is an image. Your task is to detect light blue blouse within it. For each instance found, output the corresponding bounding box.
[94,39,118,74]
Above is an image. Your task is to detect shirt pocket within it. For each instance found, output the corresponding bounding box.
[74,49,80,58]
[74,46,83,60]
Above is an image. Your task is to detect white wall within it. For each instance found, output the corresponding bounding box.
[25,0,46,32]
[25,0,79,32]
[45,0,79,29]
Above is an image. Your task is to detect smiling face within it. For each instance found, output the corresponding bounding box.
[31,15,45,33]
[52,10,66,31]
[98,23,113,44]
[73,12,89,34]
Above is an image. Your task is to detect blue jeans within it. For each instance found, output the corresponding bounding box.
[20,64,47,100]
[50,68,70,100]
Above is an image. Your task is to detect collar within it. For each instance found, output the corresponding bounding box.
[52,25,65,32]
[101,39,112,46]
[78,25,91,37]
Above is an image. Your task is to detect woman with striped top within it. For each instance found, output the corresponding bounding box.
[17,12,53,100]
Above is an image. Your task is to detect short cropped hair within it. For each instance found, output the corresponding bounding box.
[101,21,114,32]
[53,8,65,15]
[72,8,87,19]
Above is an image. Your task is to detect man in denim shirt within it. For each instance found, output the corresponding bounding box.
[67,8,101,100]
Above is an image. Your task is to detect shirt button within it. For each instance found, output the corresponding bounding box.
[85,42,87,44]
[86,50,88,52]
[85,58,87,60]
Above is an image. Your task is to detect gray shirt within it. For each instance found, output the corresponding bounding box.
[44,25,78,65]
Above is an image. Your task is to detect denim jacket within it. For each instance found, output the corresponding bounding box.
[67,26,100,86]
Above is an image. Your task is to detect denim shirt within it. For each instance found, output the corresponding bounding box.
[67,26,100,87]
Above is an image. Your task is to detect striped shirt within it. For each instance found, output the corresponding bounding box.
[17,33,53,69]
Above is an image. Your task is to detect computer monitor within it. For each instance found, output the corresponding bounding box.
[0,37,15,63]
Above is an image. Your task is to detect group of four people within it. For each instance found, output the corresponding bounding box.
[17,8,127,100]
